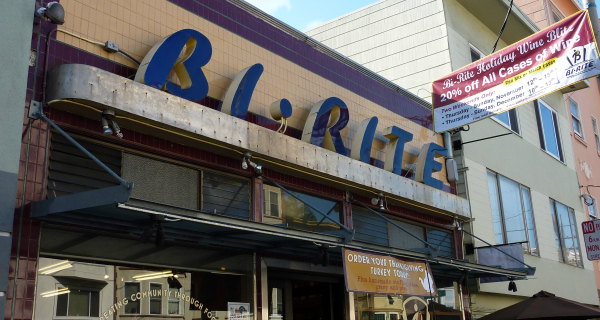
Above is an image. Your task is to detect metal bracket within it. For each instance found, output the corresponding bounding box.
[28,100,43,120]
[28,100,132,189]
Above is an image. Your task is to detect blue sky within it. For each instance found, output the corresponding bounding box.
[246,0,599,32]
[244,0,378,31]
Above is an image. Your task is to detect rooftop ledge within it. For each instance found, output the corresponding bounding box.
[46,64,471,220]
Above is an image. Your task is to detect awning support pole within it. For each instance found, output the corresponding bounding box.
[261,175,354,241]
[28,101,131,189]
[461,228,535,272]
[354,202,439,258]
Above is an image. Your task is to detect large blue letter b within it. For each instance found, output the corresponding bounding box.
[134,29,212,101]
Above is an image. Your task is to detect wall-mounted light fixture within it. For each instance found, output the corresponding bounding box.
[508,278,517,292]
[35,1,65,25]
[101,110,123,138]
[241,152,262,175]
[314,244,330,266]
[580,185,600,206]
[139,215,165,247]
[371,192,385,210]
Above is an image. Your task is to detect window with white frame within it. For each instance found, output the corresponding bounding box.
[535,100,564,162]
[493,108,521,134]
[592,117,600,152]
[150,283,162,315]
[263,184,282,218]
[470,44,520,134]
[124,282,141,314]
[470,44,483,63]
[55,287,100,317]
[549,199,583,267]
[548,1,564,23]
[570,99,584,138]
[168,282,182,315]
[487,171,538,255]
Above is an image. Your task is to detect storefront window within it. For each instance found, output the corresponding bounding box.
[35,228,256,320]
[150,283,162,314]
[55,287,100,317]
[354,291,462,320]
[124,282,141,314]
[262,185,342,233]
[168,281,182,314]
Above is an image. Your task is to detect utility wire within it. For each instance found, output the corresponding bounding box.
[118,49,141,65]
[491,0,515,54]
[57,28,141,66]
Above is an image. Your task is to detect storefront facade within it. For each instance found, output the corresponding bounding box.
[3,0,531,319]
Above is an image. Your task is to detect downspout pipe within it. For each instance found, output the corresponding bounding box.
[443,132,454,159]
[584,1,600,42]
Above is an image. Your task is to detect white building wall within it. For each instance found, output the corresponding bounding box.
[306,0,451,101]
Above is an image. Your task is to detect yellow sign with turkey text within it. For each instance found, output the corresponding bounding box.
[343,249,437,296]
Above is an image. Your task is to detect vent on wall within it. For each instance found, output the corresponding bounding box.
[46,133,252,220]
[47,134,122,198]
[122,153,200,210]
[352,206,389,246]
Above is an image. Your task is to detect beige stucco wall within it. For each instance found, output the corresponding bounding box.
[306,0,451,102]
[56,0,450,187]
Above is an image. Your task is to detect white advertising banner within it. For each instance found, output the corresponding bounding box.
[432,10,600,133]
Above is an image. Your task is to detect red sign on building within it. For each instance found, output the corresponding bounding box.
[432,10,600,133]
[582,220,600,261]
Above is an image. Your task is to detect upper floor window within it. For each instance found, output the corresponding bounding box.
[494,108,521,134]
[549,199,583,267]
[535,100,564,162]
[261,185,342,233]
[351,206,456,258]
[548,1,564,24]
[470,45,483,62]
[263,184,282,219]
[470,44,520,134]
[592,117,600,152]
[487,171,538,255]
[569,99,584,139]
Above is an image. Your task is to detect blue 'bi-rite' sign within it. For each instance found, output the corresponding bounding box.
[134,29,448,190]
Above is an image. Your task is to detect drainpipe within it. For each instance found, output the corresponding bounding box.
[585,0,600,42]
[444,132,458,182]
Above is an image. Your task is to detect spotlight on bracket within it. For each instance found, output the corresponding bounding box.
[582,193,594,206]
[101,116,113,136]
[314,244,330,266]
[35,1,65,25]
[242,152,262,175]
[371,192,385,210]
[508,278,517,292]
[101,110,123,139]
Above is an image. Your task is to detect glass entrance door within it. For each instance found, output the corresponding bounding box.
[268,273,345,320]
